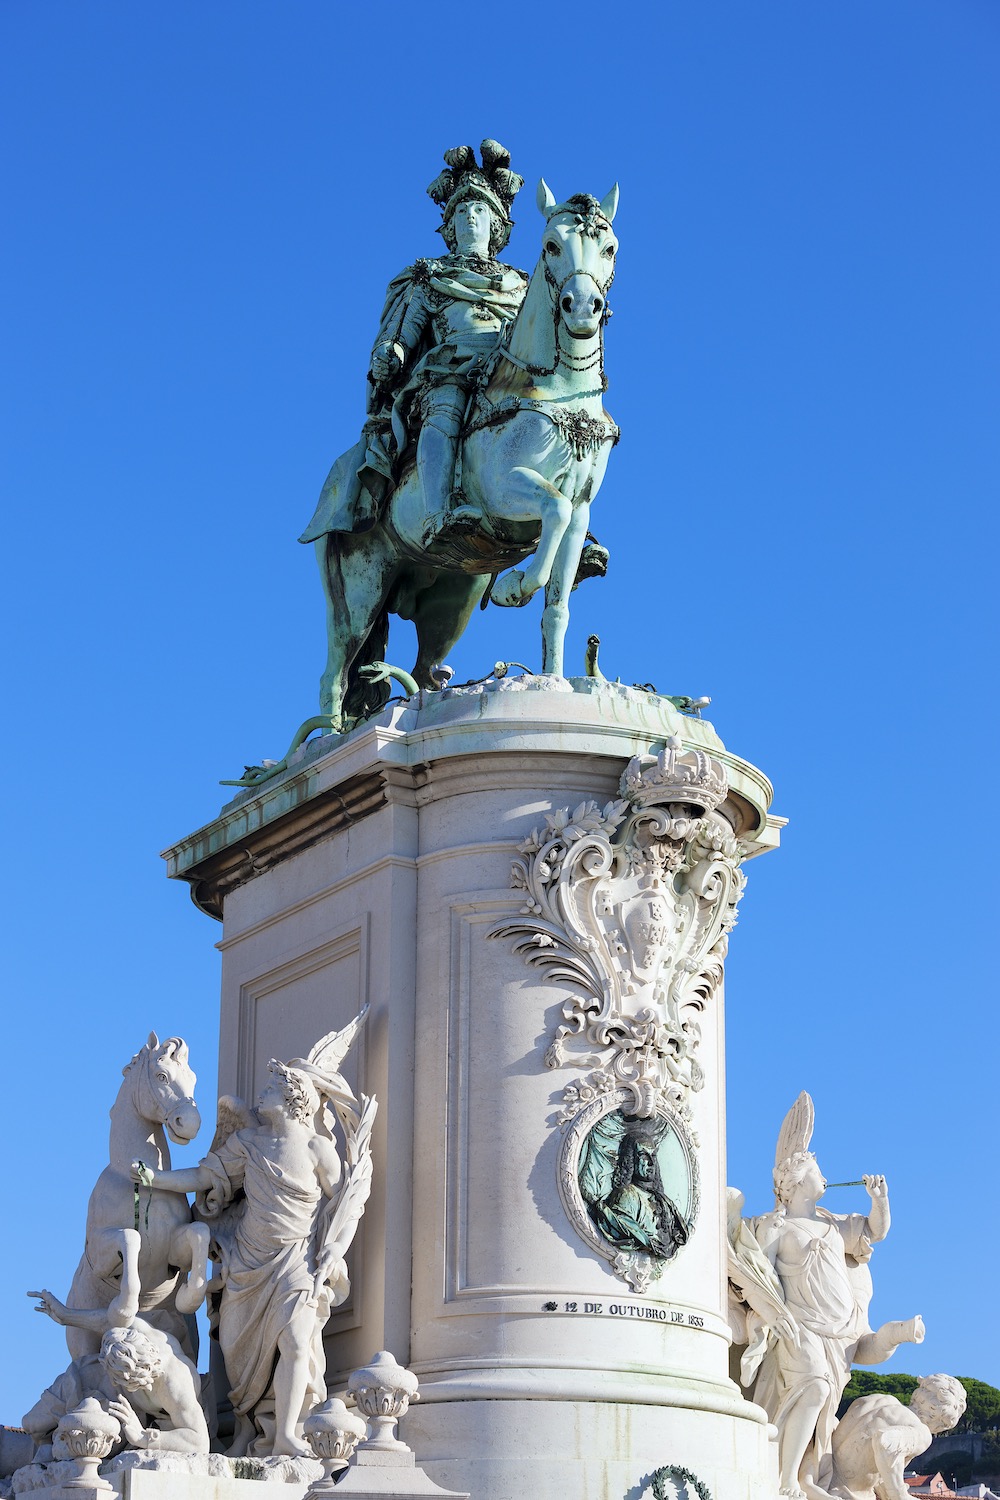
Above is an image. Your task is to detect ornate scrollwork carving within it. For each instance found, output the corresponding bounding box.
[489,738,746,1122]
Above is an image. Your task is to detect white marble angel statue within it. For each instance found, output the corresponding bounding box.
[728,1093,924,1500]
[131,1010,375,1459]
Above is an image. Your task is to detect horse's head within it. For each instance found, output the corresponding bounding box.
[537,180,619,341]
[124,1032,201,1145]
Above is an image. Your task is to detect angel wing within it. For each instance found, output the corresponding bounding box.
[206,1094,257,1156]
[774,1090,814,1169]
[286,1009,370,1143]
[304,1005,369,1075]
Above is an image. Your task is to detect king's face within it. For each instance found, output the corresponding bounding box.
[452,199,492,258]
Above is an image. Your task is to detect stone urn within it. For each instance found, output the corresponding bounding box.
[347,1350,420,1451]
[303,1398,368,1496]
[53,1398,119,1492]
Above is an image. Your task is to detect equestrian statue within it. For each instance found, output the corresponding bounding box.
[300,140,620,730]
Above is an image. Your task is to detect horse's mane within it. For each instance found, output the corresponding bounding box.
[122,1035,187,1076]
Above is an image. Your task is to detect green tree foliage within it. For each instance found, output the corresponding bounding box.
[837,1372,1000,1433]
[837,1370,919,1418]
[976,1433,1000,1469]
[954,1378,1000,1434]
[930,1450,974,1488]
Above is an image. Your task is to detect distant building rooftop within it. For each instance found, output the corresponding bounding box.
[906,1476,1000,1499]
[907,1477,961,1497]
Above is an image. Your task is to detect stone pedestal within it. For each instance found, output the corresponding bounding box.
[112,1476,302,1500]
[332,1450,469,1497]
[163,678,784,1500]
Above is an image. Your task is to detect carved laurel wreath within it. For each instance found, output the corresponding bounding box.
[649,1464,713,1500]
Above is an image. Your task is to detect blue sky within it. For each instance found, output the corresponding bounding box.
[2,2,998,1421]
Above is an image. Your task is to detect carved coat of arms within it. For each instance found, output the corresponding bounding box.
[490,737,746,1289]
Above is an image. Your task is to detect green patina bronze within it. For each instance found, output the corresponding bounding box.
[578,1110,690,1263]
[650,1465,713,1500]
[219,664,423,789]
[301,140,620,730]
[132,1159,154,1233]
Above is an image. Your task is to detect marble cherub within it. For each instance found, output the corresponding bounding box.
[728,1093,925,1500]
[131,1012,375,1459]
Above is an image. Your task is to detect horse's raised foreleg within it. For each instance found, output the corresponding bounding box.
[169,1220,211,1315]
[64,1226,141,1359]
[107,1226,142,1325]
[540,507,591,677]
[411,573,490,687]
[491,467,571,608]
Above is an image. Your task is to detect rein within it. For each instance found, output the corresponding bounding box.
[133,1160,154,1232]
[497,253,614,381]
[468,243,618,457]
[132,1047,166,1135]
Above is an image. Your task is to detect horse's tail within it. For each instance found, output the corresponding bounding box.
[342,604,391,725]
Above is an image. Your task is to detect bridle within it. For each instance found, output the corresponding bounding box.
[498,223,616,380]
[131,1044,195,1129]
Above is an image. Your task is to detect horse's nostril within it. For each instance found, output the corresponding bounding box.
[561,295,573,313]
[593,298,603,313]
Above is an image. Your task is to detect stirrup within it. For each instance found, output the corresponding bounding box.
[421,504,479,546]
[448,504,480,530]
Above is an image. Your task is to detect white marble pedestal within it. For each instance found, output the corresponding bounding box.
[163,678,784,1500]
[11,1454,466,1500]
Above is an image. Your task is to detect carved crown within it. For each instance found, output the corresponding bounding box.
[620,738,728,818]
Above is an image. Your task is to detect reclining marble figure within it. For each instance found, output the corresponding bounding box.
[828,1373,966,1500]
[21,1350,118,1466]
[29,1287,210,1455]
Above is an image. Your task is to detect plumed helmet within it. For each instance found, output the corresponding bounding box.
[427,139,524,253]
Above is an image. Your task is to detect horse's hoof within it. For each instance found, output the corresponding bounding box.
[492,569,532,608]
[109,1296,139,1325]
[176,1280,207,1314]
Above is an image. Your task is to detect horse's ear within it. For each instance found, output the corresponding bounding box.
[599,184,619,223]
[147,1030,160,1050]
[537,178,556,218]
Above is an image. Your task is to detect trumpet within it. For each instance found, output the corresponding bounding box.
[824,1179,866,1188]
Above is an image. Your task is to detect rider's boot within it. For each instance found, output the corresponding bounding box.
[417,422,479,547]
